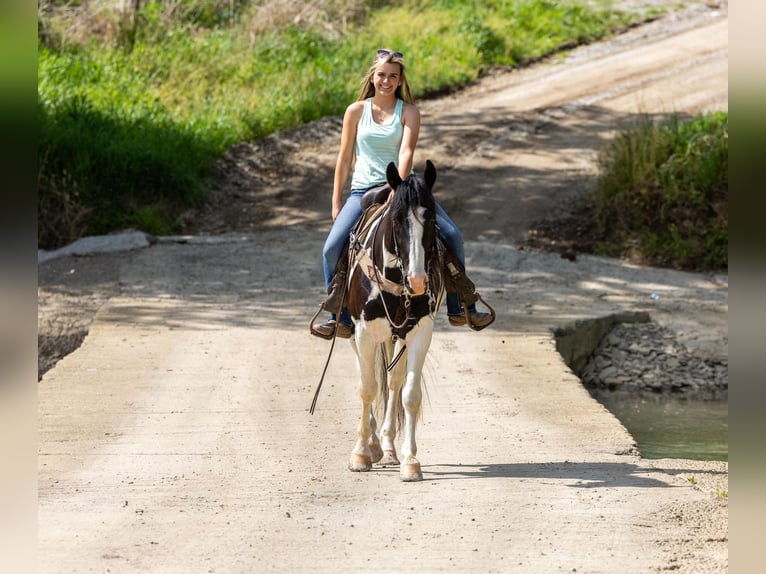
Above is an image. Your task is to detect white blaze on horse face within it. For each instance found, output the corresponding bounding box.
[406,206,428,296]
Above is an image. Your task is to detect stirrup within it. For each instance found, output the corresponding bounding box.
[309,303,335,340]
[460,292,496,331]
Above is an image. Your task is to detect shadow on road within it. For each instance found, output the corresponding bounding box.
[417,461,725,486]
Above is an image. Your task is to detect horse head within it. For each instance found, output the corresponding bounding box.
[385,160,438,297]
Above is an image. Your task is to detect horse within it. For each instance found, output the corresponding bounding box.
[344,160,445,482]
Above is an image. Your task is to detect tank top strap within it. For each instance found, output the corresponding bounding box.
[361,98,373,125]
[393,98,403,123]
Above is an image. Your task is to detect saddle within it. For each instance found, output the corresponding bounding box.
[308,191,389,340]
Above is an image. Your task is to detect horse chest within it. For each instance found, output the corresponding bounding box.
[360,290,435,339]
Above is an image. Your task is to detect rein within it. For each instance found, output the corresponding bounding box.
[367,218,413,373]
[353,246,406,297]
[309,265,348,415]
[369,216,413,330]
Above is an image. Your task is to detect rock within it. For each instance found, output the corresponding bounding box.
[580,321,728,399]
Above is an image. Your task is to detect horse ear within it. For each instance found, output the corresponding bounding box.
[424,159,437,190]
[386,162,402,189]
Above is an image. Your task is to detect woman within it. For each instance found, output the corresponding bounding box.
[315,49,492,339]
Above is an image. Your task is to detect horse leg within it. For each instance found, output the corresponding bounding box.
[349,337,379,472]
[378,382,402,467]
[368,406,383,463]
[378,340,404,467]
[399,327,433,482]
[367,342,391,464]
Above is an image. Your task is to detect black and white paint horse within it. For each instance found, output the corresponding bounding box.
[345,160,445,482]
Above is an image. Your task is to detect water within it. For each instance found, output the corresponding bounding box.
[590,390,728,461]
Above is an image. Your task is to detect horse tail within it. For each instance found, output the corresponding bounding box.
[374,343,390,423]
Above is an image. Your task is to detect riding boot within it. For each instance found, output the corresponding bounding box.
[311,253,352,340]
[443,247,479,308]
[324,251,350,315]
[442,244,495,330]
[324,269,347,314]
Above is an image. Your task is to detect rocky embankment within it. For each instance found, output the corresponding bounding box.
[580,321,728,399]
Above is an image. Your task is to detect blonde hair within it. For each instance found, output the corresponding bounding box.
[356,49,414,103]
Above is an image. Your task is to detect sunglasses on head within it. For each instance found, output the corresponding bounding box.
[377,49,404,59]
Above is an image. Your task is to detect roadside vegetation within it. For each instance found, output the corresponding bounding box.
[39,1,727,272]
[587,112,728,271]
[38,0,643,249]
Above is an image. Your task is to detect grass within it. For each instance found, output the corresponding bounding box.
[38,0,643,249]
[588,111,728,271]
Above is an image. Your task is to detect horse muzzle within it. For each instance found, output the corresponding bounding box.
[406,273,428,296]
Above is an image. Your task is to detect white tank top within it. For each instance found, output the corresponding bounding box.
[351,98,404,190]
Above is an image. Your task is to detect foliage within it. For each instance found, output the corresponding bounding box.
[589,112,728,271]
[38,0,643,248]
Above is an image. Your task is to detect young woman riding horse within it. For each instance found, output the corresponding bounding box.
[314,48,493,340]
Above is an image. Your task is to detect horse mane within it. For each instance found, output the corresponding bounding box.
[389,172,436,223]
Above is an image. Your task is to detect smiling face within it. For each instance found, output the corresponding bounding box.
[372,62,402,98]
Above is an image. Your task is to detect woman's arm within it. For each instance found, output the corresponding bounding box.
[332,102,363,220]
[398,103,421,180]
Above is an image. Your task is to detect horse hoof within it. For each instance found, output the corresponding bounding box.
[400,462,423,482]
[378,450,400,467]
[369,443,384,464]
[348,454,372,472]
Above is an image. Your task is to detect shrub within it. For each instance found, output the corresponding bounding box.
[591,112,728,271]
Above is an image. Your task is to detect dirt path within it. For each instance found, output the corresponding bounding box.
[38,3,728,572]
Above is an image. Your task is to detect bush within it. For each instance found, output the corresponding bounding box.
[591,112,728,271]
[37,85,213,248]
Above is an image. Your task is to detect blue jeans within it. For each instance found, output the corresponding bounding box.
[322,188,470,323]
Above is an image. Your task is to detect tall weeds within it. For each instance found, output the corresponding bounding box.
[37,0,642,248]
[591,112,728,271]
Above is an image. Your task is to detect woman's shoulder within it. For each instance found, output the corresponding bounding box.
[347,99,367,112]
[345,100,366,119]
[400,100,420,121]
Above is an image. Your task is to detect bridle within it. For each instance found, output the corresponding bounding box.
[357,204,440,335]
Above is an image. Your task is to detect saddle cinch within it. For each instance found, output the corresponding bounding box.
[309,188,496,340]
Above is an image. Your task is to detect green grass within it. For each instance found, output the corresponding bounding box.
[37,0,648,248]
[589,111,728,271]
